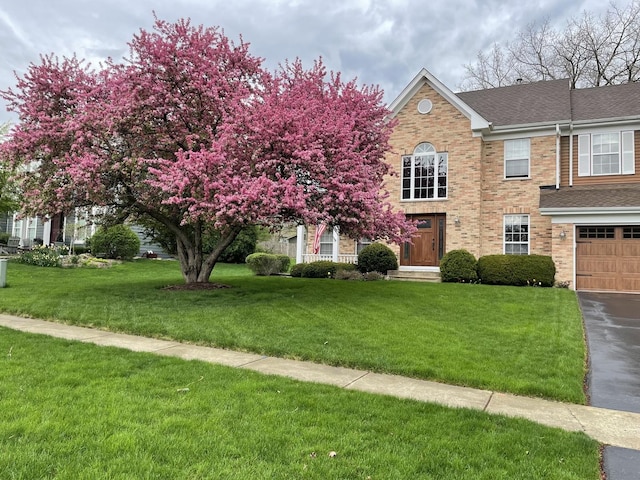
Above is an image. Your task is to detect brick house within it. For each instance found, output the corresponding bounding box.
[297,68,640,293]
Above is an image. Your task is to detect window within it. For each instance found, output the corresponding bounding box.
[401,143,447,200]
[578,131,635,176]
[579,227,615,239]
[504,215,529,255]
[319,229,333,255]
[504,138,530,178]
[623,227,640,239]
[356,238,371,254]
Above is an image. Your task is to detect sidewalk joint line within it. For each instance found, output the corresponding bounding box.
[483,392,494,411]
[237,356,270,367]
[342,371,370,388]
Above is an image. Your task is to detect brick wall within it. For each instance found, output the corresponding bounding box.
[385,82,483,258]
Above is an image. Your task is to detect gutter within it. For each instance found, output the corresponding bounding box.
[569,123,574,187]
[555,124,560,189]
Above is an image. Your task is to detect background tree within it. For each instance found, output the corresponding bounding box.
[1,18,412,283]
[0,122,19,215]
[461,1,640,90]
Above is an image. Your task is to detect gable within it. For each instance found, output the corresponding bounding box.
[389,68,490,133]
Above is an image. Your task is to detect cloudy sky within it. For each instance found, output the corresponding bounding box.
[0,0,620,125]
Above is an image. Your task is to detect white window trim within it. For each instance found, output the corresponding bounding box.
[578,130,635,177]
[504,138,531,179]
[401,142,448,201]
[503,214,530,255]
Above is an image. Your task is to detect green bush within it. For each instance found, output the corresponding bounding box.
[207,226,259,263]
[72,245,90,255]
[0,232,10,244]
[245,252,289,276]
[477,254,556,287]
[15,245,68,267]
[276,254,291,273]
[302,261,356,278]
[289,263,305,277]
[89,224,141,260]
[440,249,478,283]
[357,243,398,274]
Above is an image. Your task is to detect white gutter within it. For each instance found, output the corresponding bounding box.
[569,123,574,187]
[555,124,560,189]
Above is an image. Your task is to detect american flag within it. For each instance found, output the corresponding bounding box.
[312,223,327,254]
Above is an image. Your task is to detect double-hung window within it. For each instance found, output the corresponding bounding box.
[504,215,529,255]
[401,143,447,200]
[504,138,530,178]
[319,229,333,255]
[578,131,635,176]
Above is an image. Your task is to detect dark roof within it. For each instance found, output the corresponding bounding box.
[539,183,640,209]
[456,79,640,127]
[571,82,640,122]
[457,79,571,127]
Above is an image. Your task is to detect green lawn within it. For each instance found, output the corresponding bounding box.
[1,260,587,403]
[0,328,600,479]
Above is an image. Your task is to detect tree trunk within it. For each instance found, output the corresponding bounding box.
[175,227,240,284]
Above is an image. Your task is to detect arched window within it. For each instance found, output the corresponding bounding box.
[401,143,448,200]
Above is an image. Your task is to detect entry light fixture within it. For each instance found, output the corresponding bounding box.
[454,216,461,227]
[559,229,567,240]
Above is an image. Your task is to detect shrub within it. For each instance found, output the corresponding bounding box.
[276,254,291,273]
[15,245,68,267]
[334,269,363,281]
[289,263,305,277]
[245,252,289,276]
[302,261,356,278]
[0,232,10,244]
[207,226,259,263]
[477,254,556,287]
[89,224,141,260]
[439,249,478,283]
[362,271,385,281]
[357,243,398,274]
[72,245,90,255]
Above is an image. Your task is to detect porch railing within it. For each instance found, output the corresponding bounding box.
[301,254,358,264]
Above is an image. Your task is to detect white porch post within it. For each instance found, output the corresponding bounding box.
[42,216,51,245]
[332,226,339,262]
[296,225,305,264]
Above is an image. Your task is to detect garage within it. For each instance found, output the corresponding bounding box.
[576,226,640,292]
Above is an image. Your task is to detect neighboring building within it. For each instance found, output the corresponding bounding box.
[297,68,640,293]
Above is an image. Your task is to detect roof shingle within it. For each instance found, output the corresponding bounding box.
[539,183,640,210]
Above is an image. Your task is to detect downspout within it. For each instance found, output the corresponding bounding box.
[555,123,561,189]
[569,123,574,187]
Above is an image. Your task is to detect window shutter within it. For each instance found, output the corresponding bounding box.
[578,134,590,177]
[622,130,635,175]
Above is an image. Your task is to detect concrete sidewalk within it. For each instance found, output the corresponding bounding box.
[1,313,639,450]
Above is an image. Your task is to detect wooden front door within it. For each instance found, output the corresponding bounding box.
[401,214,446,267]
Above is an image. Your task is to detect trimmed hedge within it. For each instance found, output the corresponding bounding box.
[440,249,478,283]
[245,253,290,276]
[290,263,305,278]
[299,261,357,278]
[477,254,556,287]
[357,243,398,274]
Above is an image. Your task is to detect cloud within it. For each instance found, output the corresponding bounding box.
[0,0,621,124]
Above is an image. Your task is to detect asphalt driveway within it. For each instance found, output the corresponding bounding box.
[578,292,640,480]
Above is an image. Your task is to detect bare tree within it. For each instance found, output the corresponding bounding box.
[461,1,640,90]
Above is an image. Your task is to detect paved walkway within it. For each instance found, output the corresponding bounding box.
[1,313,640,451]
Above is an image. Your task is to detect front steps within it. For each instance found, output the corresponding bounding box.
[387,270,441,283]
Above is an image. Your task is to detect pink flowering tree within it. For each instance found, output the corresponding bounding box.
[1,18,413,284]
